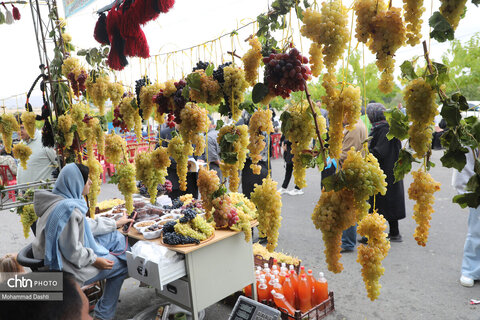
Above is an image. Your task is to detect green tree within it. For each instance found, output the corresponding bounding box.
[442,33,480,101]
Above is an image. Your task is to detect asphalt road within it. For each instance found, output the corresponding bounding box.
[0,149,478,320]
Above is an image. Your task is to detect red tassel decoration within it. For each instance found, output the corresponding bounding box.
[124,25,149,58]
[126,0,158,26]
[106,8,128,70]
[158,0,175,13]
[94,13,109,45]
[11,4,20,20]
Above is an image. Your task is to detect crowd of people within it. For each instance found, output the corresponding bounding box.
[0,101,478,319]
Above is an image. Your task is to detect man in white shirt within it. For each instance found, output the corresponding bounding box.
[16,119,58,184]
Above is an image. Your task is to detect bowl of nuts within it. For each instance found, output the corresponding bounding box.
[133,220,156,233]
[142,224,163,240]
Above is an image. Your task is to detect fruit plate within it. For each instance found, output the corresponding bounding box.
[160,232,215,247]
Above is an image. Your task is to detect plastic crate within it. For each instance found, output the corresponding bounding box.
[254,254,301,274]
[262,292,335,320]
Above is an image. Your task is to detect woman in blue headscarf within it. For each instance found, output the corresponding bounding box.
[32,163,132,320]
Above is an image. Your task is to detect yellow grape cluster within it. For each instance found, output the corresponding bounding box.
[197,168,220,218]
[163,80,177,96]
[340,85,362,131]
[86,74,110,115]
[61,57,83,78]
[179,103,209,156]
[116,162,137,213]
[217,124,249,192]
[231,209,253,242]
[248,109,273,174]
[167,135,193,191]
[151,146,171,171]
[301,2,349,71]
[311,189,357,273]
[403,0,425,46]
[223,66,249,121]
[87,157,102,217]
[19,204,37,239]
[57,114,74,148]
[0,114,20,153]
[175,216,214,241]
[12,143,32,170]
[230,192,258,220]
[252,243,301,266]
[105,133,127,164]
[97,198,124,211]
[136,152,166,204]
[189,70,222,106]
[408,169,441,246]
[308,42,324,77]
[342,149,388,220]
[119,95,143,140]
[109,82,124,106]
[354,0,406,93]
[282,104,319,189]
[21,112,37,139]
[404,78,438,158]
[321,71,343,158]
[356,210,390,301]
[70,102,89,140]
[242,37,263,86]
[440,0,467,30]
[84,117,103,157]
[140,83,163,120]
[251,176,282,252]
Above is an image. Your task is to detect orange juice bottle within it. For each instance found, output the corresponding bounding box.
[299,266,307,278]
[271,290,296,316]
[282,274,296,308]
[313,272,329,304]
[257,279,269,302]
[306,269,315,304]
[272,278,283,295]
[244,283,252,298]
[278,269,287,285]
[298,274,312,314]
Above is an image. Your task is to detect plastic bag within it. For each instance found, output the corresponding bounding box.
[131,241,182,267]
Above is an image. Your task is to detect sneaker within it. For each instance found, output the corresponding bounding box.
[288,189,304,196]
[277,187,288,194]
[460,275,474,287]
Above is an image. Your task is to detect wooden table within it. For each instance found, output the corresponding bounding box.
[124,227,256,320]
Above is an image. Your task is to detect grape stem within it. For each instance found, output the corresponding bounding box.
[303,80,328,168]
[227,51,242,60]
[422,41,448,101]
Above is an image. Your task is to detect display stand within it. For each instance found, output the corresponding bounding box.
[125,229,257,320]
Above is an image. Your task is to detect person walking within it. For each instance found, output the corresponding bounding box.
[340,117,367,253]
[277,134,303,195]
[366,103,406,242]
[453,147,480,287]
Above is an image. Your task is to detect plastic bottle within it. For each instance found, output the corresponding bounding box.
[281,262,288,273]
[272,278,283,295]
[278,268,287,285]
[255,270,261,280]
[282,274,296,308]
[313,272,329,304]
[264,270,273,288]
[271,290,296,316]
[266,274,275,301]
[272,269,280,280]
[306,269,316,304]
[298,274,312,313]
[257,279,269,302]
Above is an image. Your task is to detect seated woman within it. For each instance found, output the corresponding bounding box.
[32,163,133,320]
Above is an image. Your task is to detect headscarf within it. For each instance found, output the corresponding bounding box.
[44,163,108,270]
[367,103,387,127]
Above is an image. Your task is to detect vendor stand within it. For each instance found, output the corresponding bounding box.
[124,226,257,320]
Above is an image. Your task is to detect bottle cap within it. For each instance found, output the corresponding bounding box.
[301,274,306,279]
[281,262,286,267]
[289,265,294,270]
[300,266,305,271]
[271,289,277,295]
[260,274,266,279]
[259,279,266,284]
[264,263,269,268]
[273,259,278,264]
[307,269,313,274]
[285,274,290,278]
[319,272,324,278]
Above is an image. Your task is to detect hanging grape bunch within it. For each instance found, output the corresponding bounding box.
[197,168,220,218]
[242,37,263,86]
[104,133,127,164]
[57,114,74,148]
[248,108,273,175]
[222,65,249,121]
[263,48,312,99]
[20,112,37,139]
[12,143,32,170]
[0,113,20,153]
[179,103,210,156]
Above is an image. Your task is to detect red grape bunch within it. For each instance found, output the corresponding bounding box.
[263,48,312,99]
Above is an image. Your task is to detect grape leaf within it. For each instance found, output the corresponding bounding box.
[218,103,231,117]
[441,99,462,127]
[440,148,468,171]
[321,171,346,192]
[473,0,480,6]
[224,133,239,143]
[300,153,315,168]
[280,111,292,133]
[186,72,202,91]
[385,108,409,141]
[393,149,419,183]
[453,192,480,209]
[215,119,224,130]
[451,92,469,111]
[252,83,269,103]
[429,11,455,43]
[220,152,238,164]
[205,64,214,77]
[400,61,417,80]
[432,62,449,86]
[239,102,256,114]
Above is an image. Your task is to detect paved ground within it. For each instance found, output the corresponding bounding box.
[1,149,479,319]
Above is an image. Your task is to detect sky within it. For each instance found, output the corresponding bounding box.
[0,0,479,110]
